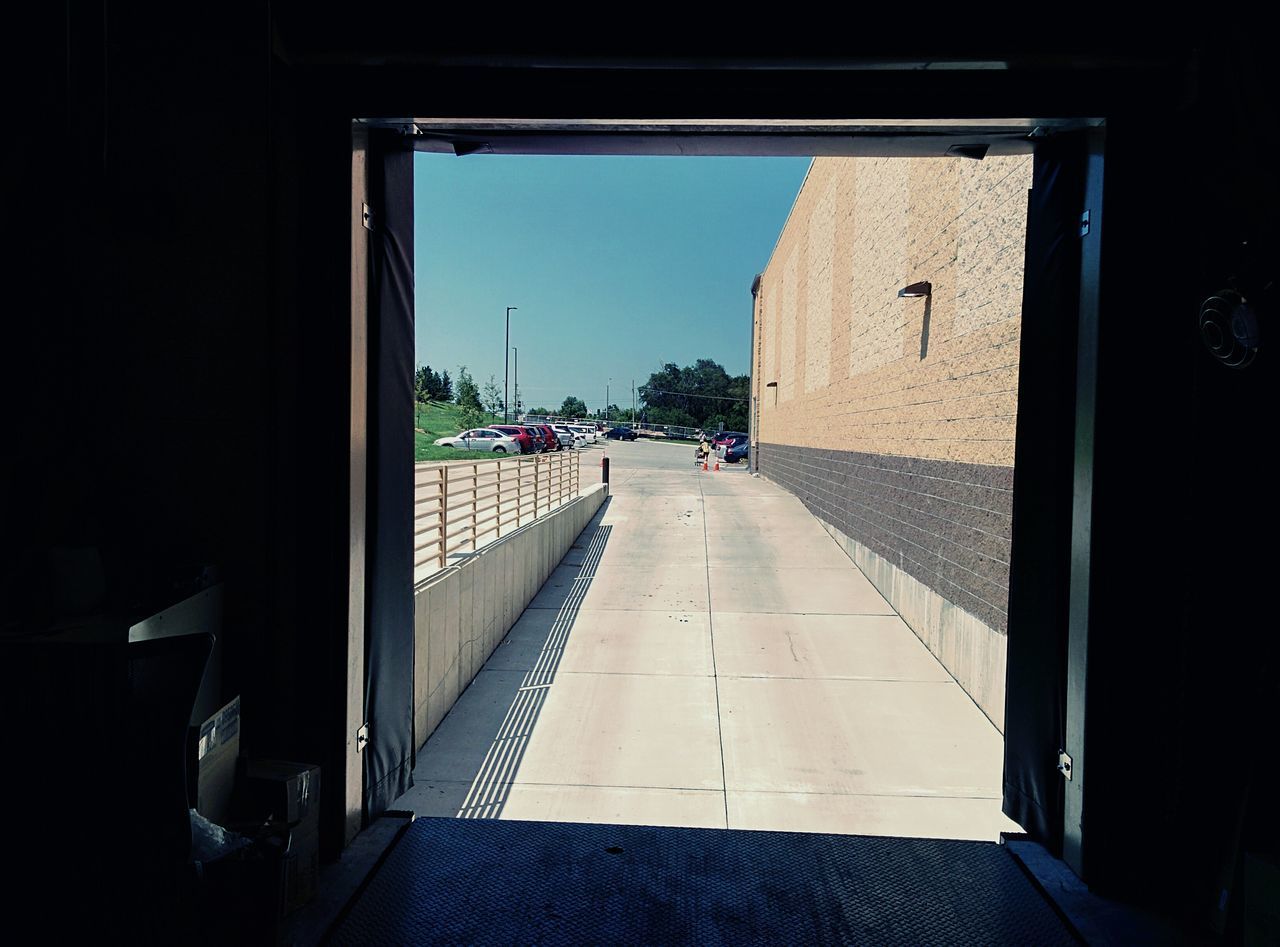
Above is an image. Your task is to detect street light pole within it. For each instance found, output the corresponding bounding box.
[512,347,518,421]
[606,378,611,424]
[504,306,517,423]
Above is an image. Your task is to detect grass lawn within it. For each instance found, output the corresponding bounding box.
[414,401,508,462]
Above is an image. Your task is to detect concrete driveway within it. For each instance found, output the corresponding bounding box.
[402,438,1019,841]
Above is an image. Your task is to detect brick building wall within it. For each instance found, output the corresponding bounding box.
[751,155,1032,728]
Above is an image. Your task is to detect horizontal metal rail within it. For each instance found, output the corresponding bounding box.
[413,450,582,581]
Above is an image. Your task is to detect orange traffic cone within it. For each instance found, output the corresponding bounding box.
[702,460,708,471]
[714,460,720,472]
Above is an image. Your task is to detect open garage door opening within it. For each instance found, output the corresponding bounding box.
[372,120,1094,850]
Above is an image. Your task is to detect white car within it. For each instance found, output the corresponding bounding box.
[569,424,597,444]
[433,429,519,453]
[550,424,585,449]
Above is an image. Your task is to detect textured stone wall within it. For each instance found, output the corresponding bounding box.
[754,156,1031,467]
[756,443,1013,634]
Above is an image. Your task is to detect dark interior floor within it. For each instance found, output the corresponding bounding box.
[327,818,1079,945]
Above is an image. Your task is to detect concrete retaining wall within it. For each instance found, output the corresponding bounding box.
[818,516,1006,732]
[412,483,607,751]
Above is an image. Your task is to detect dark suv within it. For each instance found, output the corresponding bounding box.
[713,430,747,449]
[720,433,750,464]
[605,427,639,441]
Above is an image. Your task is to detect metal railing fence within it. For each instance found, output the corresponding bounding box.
[413,450,581,580]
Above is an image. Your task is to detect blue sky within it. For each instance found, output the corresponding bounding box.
[414,154,811,414]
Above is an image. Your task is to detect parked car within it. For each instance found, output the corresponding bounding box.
[492,424,537,454]
[521,425,547,452]
[432,429,519,453]
[551,424,586,449]
[604,426,639,441]
[719,433,750,464]
[713,430,748,449]
[569,424,597,444]
[533,423,563,451]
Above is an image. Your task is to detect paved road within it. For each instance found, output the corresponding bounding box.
[403,438,1018,840]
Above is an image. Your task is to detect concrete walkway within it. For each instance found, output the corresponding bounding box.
[402,439,1019,841]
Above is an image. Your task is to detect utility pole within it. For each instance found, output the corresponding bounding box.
[504,306,518,423]
[606,379,611,424]
[512,346,518,421]
[631,379,635,425]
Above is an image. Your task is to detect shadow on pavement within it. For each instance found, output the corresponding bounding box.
[411,503,613,820]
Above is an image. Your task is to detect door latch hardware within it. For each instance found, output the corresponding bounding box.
[1058,749,1073,780]
[357,723,370,752]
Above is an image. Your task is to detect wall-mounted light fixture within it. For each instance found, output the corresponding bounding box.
[900,282,934,360]
[766,381,778,407]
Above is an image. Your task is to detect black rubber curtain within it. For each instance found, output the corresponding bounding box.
[363,130,415,820]
[1001,135,1087,851]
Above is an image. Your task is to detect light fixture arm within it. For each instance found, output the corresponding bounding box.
[898,281,932,298]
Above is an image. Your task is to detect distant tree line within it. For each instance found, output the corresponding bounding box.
[417,363,512,430]
[414,365,453,403]
[640,358,749,431]
[419,357,747,432]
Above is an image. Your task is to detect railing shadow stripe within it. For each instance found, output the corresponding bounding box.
[451,518,612,819]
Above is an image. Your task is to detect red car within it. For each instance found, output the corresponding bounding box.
[521,425,548,452]
[534,423,564,451]
[492,425,537,454]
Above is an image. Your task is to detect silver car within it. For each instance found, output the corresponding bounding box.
[432,428,519,453]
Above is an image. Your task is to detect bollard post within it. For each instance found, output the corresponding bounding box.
[601,455,610,485]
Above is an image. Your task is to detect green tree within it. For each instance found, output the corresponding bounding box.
[415,364,440,402]
[454,365,482,411]
[458,406,487,431]
[647,405,697,428]
[439,370,453,401]
[481,375,504,421]
[559,396,588,418]
[640,357,748,429]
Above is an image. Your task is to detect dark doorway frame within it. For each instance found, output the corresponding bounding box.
[350,114,1104,875]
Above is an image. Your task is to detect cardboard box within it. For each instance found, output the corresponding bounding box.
[189,696,240,824]
[283,821,320,916]
[242,759,320,827]
[241,761,322,915]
